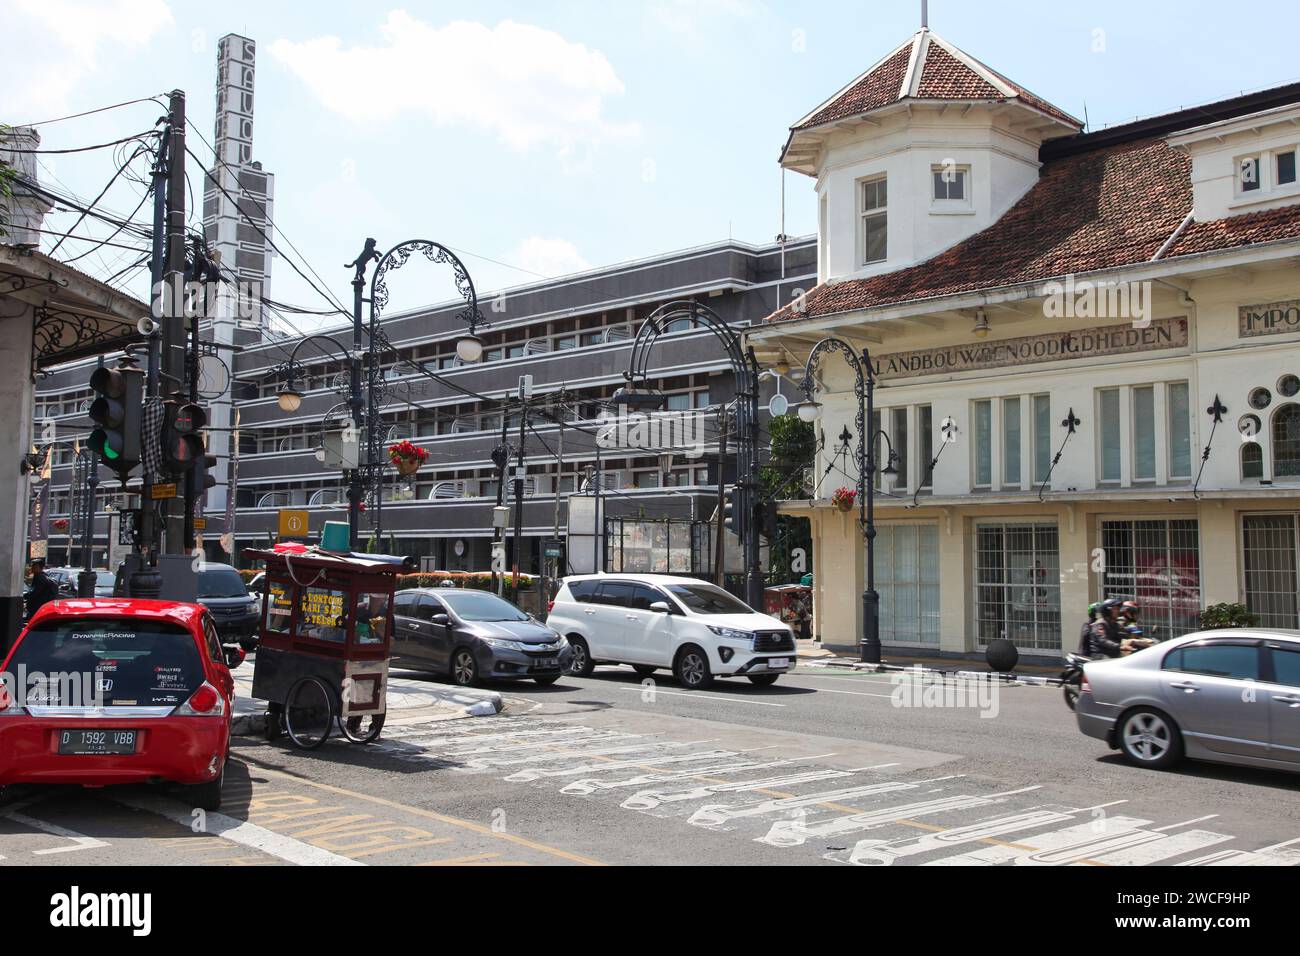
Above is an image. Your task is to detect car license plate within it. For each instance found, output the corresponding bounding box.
[58,729,137,755]
[767,658,790,669]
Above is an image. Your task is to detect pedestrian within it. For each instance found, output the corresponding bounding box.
[25,559,59,620]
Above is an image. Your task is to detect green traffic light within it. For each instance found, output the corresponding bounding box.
[104,446,120,461]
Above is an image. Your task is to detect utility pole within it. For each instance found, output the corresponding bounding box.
[162,89,187,556]
[511,376,531,594]
[714,408,729,587]
[549,388,567,595]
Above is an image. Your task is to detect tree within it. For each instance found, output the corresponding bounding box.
[758,414,815,586]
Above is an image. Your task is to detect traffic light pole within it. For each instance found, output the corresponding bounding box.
[510,381,529,592]
[162,89,187,557]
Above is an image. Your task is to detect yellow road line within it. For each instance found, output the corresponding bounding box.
[234,755,606,867]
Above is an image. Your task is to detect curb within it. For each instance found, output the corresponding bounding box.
[802,658,1064,687]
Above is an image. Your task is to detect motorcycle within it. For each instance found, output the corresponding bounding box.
[1059,652,1091,711]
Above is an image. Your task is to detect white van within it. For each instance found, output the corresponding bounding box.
[547,574,796,689]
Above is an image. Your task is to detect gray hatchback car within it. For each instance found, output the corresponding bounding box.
[391,588,571,687]
[1076,628,1300,773]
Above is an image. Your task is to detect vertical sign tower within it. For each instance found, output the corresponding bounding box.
[201,34,276,540]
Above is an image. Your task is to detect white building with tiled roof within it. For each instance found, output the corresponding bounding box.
[749,26,1300,661]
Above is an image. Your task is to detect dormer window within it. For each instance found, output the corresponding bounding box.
[932,164,969,201]
[1240,155,1261,193]
[1278,150,1297,187]
[860,175,888,265]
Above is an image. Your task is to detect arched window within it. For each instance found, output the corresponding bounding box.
[1242,441,1264,480]
[1273,404,1300,477]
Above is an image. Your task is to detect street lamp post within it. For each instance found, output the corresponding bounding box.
[275,239,485,553]
[795,338,895,664]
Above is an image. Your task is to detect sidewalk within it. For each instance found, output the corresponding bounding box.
[795,640,1063,683]
[229,664,503,736]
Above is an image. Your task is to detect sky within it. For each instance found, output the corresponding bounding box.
[7,0,1300,327]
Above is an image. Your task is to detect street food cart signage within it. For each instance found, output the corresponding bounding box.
[243,548,399,746]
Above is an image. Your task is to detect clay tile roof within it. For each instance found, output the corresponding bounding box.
[765,137,1192,323]
[1168,203,1300,257]
[793,30,1080,133]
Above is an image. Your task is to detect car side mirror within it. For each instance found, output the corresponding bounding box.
[649,601,671,614]
[223,646,246,669]
[431,613,450,626]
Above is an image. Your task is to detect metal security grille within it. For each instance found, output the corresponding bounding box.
[1242,514,1299,628]
[974,523,1061,651]
[875,524,940,645]
[1100,519,1201,640]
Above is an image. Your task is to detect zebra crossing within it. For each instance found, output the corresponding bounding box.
[374,714,1300,866]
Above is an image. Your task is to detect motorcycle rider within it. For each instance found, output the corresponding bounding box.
[1086,598,1128,658]
[1077,602,1100,654]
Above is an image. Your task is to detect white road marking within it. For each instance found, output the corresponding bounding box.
[760,786,1041,848]
[1154,814,1220,831]
[689,779,930,828]
[1086,829,1234,866]
[923,816,1155,866]
[115,794,364,866]
[835,809,1076,866]
[623,768,866,811]
[2,810,108,855]
[504,745,730,782]
[617,687,786,707]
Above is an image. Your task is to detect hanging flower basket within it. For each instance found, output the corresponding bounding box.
[51,518,70,533]
[388,440,428,477]
[831,487,857,513]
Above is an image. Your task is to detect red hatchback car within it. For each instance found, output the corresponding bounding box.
[0,599,236,810]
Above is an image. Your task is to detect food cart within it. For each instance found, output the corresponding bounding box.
[243,547,400,748]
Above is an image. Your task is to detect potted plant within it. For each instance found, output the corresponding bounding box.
[1199,603,1259,630]
[831,487,857,513]
[387,439,428,477]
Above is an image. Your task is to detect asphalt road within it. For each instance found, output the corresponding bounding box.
[3,662,1299,866]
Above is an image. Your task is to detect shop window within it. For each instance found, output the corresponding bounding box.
[1133,386,1156,481]
[974,522,1061,651]
[1100,519,1201,639]
[354,592,390,645]
[1243,514,1300,628]
[875,524,940,644]
[891,407,909,489]
[1273,403,1300,477]
[1167,382,1192,479]
[298,587,347,643]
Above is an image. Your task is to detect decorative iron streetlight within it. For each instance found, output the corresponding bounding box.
[798,338,892,664]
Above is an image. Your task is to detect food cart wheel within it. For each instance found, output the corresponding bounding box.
[339,712,386,744]
[283,677,335,750]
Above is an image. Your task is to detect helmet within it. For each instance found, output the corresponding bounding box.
[1098,598,1125,616]
[1121,599,1141,617]
[1087,601,1100,620]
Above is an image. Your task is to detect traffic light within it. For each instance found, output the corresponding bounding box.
[722,484,737,532]
[193,450,217,498]
[88,364,143,479]
[758,499,779,542]
[162,401,207,476]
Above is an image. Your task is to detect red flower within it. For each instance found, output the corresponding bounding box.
[831,487,857,510]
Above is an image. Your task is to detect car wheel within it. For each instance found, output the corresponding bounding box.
[566,637,594,677]
[451,647,480,687]
[534,675,560,686]
[674,645,713,690]
[631,665,657,677]
[747,674,780,687]
[1117,707,1184,769]
[186,761,225,812]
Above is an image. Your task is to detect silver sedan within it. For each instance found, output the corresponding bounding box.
[1076,629,1300,773]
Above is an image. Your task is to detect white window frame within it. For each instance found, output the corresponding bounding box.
[930,163,972,211]
[1237,153,1263,195]
[859,174,888,266]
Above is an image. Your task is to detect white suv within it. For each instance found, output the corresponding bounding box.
[547,574,796,689]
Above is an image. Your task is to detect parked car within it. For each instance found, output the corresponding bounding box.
[44,567,78,597]
[246,571,266,596]
[392,587,571,687]
[547,574,796,689]
[197,562,262,651]
[1076,628,1300,773]
[0,598,236,809]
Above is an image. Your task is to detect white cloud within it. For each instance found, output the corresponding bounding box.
[2,0,173,119]
[512,237,591,279]
[269,13,639,153]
